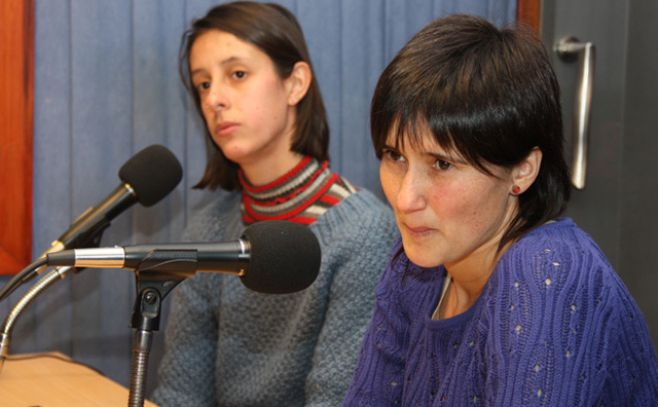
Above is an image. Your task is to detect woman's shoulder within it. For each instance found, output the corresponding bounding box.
[478,220,658,404]
[183,190,242,241]
[507,218,611,269]
[307,189,399,284]
[328,187,393,218]
[494,218,628,310]
[310,188,398,245]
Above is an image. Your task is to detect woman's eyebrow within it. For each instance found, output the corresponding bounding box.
[190,68,207,78]
[424,150,467,164]
[190,56,246,77]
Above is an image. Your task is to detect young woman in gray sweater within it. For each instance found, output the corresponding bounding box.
[152,2,397,406]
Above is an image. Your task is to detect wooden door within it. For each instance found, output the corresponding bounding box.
[0,0,34,275]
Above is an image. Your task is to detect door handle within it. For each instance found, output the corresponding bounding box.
[554,36,595,190]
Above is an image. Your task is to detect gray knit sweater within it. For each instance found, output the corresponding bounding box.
[152,189,398,406]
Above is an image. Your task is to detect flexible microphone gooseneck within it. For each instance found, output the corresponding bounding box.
[47,220,322,294]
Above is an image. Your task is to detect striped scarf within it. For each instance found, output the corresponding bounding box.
[240,156,356,225]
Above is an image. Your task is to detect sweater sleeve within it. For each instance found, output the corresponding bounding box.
[485,229,658,406]
[596,276,658,404]
[342,240,408,407]
[303,196,399,407]
[150,274,221,407]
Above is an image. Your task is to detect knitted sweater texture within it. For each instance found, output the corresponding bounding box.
[153,189,398,406]
[344,218,658,406]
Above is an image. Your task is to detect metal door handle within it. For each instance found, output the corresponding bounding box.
[555,36,595,190]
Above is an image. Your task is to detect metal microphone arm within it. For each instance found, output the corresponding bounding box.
[0,226,108,372]
[0,267,72,373]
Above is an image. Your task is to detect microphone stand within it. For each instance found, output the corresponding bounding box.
[128,256,188,407]
[0,267,72,372]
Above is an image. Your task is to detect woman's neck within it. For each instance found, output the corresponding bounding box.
[440,208,517,318]
[240,150,303,186]
[439,252,497,318]
[447,240,502,293]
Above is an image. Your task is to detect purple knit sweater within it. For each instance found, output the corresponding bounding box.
[344,218,658,406]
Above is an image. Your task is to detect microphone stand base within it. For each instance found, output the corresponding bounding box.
[127,272,183,407]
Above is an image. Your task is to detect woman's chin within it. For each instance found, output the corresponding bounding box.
[404,247,442,269]
[219,145,251,165]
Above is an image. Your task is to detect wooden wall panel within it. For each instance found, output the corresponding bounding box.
[0,0,34,274]
[517,0,540,33]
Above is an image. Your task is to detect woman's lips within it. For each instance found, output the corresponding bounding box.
[214,122,239,137]
[402,223,435,236]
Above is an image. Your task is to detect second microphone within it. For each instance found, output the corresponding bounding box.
[47,220,321,295]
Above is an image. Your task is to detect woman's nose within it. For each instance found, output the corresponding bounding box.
[204,84,229,111]
[396,169,427,213]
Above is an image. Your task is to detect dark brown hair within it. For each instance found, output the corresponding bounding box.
[371,14,570,247]
[180,1,329,190]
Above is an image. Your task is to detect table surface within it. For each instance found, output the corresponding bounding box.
[0,352,158,407]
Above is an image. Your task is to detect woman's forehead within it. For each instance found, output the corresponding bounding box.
[385,123,457,155]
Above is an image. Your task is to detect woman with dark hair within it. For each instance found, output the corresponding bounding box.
[152,2,397,406]
[344,14,658,406]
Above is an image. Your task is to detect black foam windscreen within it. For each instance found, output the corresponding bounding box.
[118,145,183,207]
[241,221,321,294]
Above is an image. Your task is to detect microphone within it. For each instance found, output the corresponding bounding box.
[47,220,321,294]
[45,144,183,254]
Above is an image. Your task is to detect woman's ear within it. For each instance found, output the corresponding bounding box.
[511,147,542,195]
[285,61,312,106]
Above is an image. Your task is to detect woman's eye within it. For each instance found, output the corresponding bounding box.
[382,148,404,162]
[232,70,246,79]
[195,81,211,92]
[433,159,452,170]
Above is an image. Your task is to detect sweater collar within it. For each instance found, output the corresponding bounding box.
[239,156,334,224]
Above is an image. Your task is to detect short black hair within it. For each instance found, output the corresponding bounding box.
[180,1,329,190]
[371,14,570,246]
